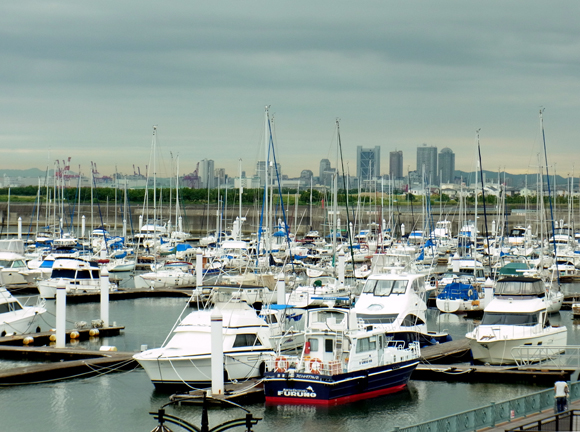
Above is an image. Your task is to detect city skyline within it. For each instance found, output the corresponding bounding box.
[2,2,579,179]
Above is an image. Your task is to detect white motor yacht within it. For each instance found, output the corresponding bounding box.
[37,257,117,299]
[0,286,46,336]
[133,301,276,390]
[354,271,450,346]
[466,276,567,365]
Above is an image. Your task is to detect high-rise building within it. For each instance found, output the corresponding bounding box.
[416,144,438,184]
[319,159,332,186]
[356,146,380,180]
[438,147,455,184]
[200,159,215,189]
[389,150,403,179]
[256,161,281,187]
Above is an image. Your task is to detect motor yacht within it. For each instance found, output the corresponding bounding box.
[466,276,567,365]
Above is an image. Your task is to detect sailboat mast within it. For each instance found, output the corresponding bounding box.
[152,126,157,248]
[238,158,242,227]
[332,119,340,262]
[264,106,270,254]
[175,156,180,230]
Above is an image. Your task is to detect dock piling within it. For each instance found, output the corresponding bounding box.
[56,280,67,348]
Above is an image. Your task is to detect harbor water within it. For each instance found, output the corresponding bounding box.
[1,285,579,432]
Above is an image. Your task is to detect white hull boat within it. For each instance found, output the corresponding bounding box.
[466,276,567,365]
[133,301,276,390]
[0,287,47,336]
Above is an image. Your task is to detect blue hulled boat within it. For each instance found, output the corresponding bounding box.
[263,308,420,405]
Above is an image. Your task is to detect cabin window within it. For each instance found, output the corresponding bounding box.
[325,339,333,353]
[356,337,377,353]
[363,279,409,296]
[232,334,262,348]
[0,301,22,313]
[362,279,375,294]
[260,314,278,325]
[12,260,26,268]
[91,270,100,279]
[308,338,319,352]
[481,312,539,326]
[392,280,407,294]
[51,269,77,278]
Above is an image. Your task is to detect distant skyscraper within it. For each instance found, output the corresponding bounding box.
[200,159,215,189]
[319,159,332,186]
[389,150,403,179]
[416,144,438,184]
[356,146,380,180]
[438,147,455,184]
[256,161,281,187]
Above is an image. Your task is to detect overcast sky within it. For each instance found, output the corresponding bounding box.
[2,1,579,179]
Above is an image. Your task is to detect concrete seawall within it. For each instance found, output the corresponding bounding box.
[0,202,559,238]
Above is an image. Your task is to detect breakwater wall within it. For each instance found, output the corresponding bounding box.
[0,203,563,238]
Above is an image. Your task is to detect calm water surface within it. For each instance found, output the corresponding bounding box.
[2,283,579,432]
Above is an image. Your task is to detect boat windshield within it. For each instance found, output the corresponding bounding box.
[362,279,408,296]
[481,312,540,326]
[495,278,545,296]
[0,301,23,313]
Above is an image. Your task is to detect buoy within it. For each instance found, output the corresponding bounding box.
[23,336,34,345]
[89,328,100,337]
[49,334,57,342]
[70,331,80,339]
[99,346,117,352]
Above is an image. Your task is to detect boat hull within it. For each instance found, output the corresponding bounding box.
[467,327,568,364]
[436,298,483,314]
[134,349,272,390]
[263,359,418,405]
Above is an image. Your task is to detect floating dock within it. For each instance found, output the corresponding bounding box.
[0,326,125,346]
[0,346,137,385]
[417,338,577,384]
[0,325,137,385]
[63,288,192,304]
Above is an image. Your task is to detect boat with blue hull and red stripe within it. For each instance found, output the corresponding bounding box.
[263,307,420,405]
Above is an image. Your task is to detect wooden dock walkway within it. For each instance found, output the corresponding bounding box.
[0,346,137,385]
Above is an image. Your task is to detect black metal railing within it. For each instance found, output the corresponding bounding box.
[505,409,579,432]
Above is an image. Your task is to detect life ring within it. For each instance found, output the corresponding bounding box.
[275,356,289,373]
[309,357,323,374]
[468,289,473,297]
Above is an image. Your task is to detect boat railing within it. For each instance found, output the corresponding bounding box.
[392,380,580,432]
[512,345,576,367]
[266,355,344,376]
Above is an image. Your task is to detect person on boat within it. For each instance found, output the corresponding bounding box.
[554,380,569,413]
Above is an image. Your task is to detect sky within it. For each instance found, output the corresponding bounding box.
[1,1,580,179]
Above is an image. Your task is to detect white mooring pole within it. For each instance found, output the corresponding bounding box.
[100,268,110,327]
[211,307,224,396]
[56,281,67,349]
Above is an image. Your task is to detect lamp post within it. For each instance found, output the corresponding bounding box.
[149,392,261,432]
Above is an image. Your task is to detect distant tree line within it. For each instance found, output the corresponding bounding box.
[0,186,574,207]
